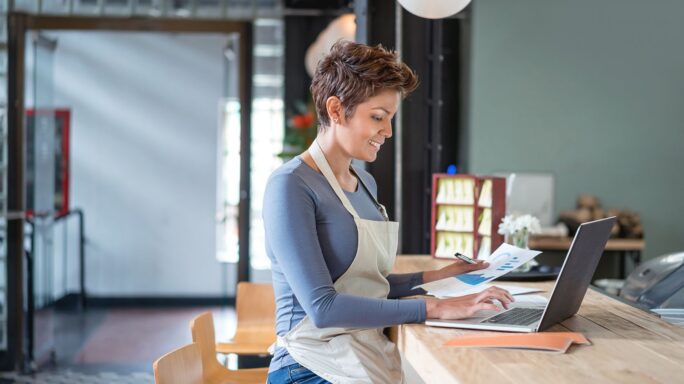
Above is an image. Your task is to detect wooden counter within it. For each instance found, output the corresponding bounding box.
[528,237,645,252]
[528,237,645,279]
[392,255,684,383]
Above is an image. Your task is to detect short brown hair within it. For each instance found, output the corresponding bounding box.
[310,40,419,129]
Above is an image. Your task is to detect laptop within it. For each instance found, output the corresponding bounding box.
[425,216,617,332]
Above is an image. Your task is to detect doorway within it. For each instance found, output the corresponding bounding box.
[5,13,252,373]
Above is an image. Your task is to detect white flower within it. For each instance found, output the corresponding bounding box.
[498,214,541,235]
[497,215,514,235]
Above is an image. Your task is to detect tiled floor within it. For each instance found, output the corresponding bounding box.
[1,306,238,383]
[0,306,423,383]
[0,370,154,384]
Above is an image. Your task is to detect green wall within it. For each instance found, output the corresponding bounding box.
[468,0,684,260]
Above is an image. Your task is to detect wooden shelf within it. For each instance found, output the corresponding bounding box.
[434,228,476,234]
[435,202,478,207]
[530,236,645,251]
[431,174,506,260]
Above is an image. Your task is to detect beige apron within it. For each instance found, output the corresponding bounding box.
[275,141,405,384]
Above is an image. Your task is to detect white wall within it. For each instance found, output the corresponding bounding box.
[49,31,236,296]
[468,0,684,260]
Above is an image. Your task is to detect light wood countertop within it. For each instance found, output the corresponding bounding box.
[528,237,645,252]
[392,255,684,383]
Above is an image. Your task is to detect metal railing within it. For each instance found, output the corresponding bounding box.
[25,208,86,309]
[23,208,85,371]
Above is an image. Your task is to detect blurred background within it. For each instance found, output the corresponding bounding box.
[0,0,682,382]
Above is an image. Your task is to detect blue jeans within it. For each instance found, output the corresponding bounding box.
[267,363,331,384]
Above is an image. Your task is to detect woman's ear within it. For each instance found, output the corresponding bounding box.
[325,96,343,124]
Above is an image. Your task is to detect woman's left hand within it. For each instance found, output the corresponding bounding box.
[422,260,490,284]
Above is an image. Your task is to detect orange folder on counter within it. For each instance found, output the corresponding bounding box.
[444,332,590,353]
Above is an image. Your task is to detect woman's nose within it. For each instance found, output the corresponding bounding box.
[382,123,393,138]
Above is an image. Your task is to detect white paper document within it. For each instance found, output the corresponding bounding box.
[418,243,542,297]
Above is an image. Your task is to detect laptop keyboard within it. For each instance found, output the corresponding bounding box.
[482,307,544,326]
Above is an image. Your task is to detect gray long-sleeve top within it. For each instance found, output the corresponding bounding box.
[263,157,427,372]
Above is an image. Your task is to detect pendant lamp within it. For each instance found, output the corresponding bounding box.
[397,0,472,19]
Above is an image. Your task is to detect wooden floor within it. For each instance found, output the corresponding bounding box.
[1,306,239,383]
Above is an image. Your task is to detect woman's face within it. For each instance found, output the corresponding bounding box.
[336,89,399,162]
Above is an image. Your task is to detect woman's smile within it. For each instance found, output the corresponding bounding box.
[369,138,383,151]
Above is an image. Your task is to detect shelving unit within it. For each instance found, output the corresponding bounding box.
[431,174,506,260]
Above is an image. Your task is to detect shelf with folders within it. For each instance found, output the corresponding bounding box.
[431,174,506,260]
[475,178,506,259]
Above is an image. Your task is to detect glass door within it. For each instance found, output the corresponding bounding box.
[216,29,253,285]
[25,31,58,367]
[217,20,284,283]
[216,34,243,279]
[248,19,284,280]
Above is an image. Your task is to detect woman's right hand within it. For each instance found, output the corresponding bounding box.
[424,287,514,319]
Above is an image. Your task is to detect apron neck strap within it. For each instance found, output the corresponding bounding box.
[352,167,390,221]
[309,140,360,218]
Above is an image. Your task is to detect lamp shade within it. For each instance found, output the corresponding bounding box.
[397,0,472,19]
[305,14,356,78]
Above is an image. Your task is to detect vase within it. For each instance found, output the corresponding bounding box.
[505,229,530,249]
[505,229,537,272]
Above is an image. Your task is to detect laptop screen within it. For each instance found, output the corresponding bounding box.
[537,217,616,331]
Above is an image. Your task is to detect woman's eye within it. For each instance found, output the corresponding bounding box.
[372,116,383,122]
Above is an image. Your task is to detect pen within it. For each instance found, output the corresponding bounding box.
[454,252,477,264]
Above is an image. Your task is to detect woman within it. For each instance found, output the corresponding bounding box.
[263,41,513,384]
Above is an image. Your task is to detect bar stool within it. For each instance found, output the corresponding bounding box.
[216,282,276,356]
[190,311,269,384]
[153,343,203,384]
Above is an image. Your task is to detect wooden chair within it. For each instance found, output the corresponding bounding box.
[190,311,269,384]
[216,282,276,356]
[153,343,203,384]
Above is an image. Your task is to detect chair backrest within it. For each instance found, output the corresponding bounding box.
[236,282,276,328]
[190,311,226,380]
[153,343,203,384]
